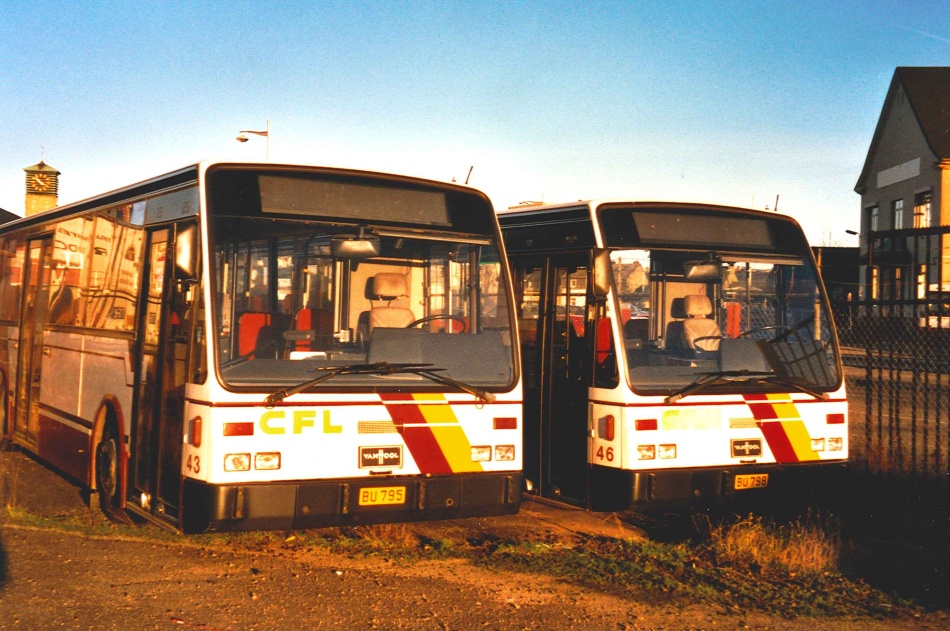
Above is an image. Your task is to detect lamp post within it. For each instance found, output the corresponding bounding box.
[236,119,270,160]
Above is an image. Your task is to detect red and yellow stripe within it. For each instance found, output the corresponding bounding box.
[743,393,819,463]
[380,393,483,474]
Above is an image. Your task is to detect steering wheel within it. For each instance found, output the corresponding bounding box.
[737,325,788,339]
[690,335,722,351]
[407,314,468,333]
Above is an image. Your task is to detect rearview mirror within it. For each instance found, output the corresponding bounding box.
[684,260,721,282]
[332,234,380,259]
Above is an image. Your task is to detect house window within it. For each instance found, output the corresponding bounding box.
[892,199,904,229]
[871,267,879,300]
[918,264,927,299]
[914,191,932,228]
[866,205,879,232]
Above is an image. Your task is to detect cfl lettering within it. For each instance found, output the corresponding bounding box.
[260,410,343,435]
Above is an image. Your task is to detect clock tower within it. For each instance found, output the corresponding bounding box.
[24,161,61,216]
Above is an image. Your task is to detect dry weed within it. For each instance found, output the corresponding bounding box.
[350,523,417,549]
[698,512,839,576]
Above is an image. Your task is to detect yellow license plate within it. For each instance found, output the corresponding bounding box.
[734,473,769,490]
[358,486,406,506]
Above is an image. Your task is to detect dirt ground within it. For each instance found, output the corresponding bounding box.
[0,449,946,631]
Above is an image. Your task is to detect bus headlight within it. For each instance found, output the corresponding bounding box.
[811,438,825,452]
[828,437,843,451]
[224,453,251,472]
[471,446,492,462]
[495,445,515,461]
[254,452,281,470]
[637,444,656,460]
[658,444,677,459]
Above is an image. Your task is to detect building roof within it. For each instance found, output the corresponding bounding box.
[855,66,950,193]
[0,207,19,224]
[23,161,61,175]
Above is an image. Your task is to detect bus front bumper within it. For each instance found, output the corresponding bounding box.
[589,461,848,512]
[180,472,522,534]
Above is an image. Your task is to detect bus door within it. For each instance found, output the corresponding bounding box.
[14,236,55,446]
[131,223,197,522]
[513,254,592,505]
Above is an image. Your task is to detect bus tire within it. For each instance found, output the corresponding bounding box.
[0,372,10,450]
[95,418,121,515]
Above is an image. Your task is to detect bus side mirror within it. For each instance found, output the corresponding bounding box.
[592,249,611,299]
[175,224,198,280]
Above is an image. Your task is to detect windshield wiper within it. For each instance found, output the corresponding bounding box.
[265,362,495,406]
[266,363,428,405]
[665,370,828,405]
[409,367,497,403]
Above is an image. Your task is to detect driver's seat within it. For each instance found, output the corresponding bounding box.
[682,294,721,352]
[368,273,416,331]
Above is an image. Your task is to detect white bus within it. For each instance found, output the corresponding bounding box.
[0,162,521,532]
[498,201,847,510]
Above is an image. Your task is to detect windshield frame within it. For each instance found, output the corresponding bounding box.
[599,205,843,399]
[203,164,519,396]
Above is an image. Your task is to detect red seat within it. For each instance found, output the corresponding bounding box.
[238,312,271,358]
[596,317,614,364]
[292,308,333,350]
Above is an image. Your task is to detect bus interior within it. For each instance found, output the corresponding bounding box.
[212,218,515,395]
[608,247,840,397]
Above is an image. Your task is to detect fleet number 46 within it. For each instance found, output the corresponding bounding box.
[595,446,615,462]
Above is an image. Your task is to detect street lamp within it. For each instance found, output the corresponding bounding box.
[236,119,270,160]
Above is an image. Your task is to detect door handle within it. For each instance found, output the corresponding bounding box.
[43,346,51,356]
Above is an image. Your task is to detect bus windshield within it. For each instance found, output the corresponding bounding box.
[613,248,840,395]
[211,217,514,393]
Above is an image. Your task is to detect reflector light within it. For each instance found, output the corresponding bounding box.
[223,422,255,436]
[828,437,843,451]
[826,413,845,425]
[254,452,281,470]
[189,416,202,447]
[637,444,656,460]
[811,438,826,452]
[224,453,251,472]
[495,445,516,461]
[658,444,677,459]
[635,418,658,431]
[471,446,492,462]
[602,415,615,441]
[493,417,518,430]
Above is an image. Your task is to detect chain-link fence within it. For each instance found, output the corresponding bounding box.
[834,293,950,488]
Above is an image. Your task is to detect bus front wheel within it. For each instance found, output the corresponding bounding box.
[95,420,120,514]
[0,373,9,449]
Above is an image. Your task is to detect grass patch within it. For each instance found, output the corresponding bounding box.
[477,531,904,618]
[0,500,922,620]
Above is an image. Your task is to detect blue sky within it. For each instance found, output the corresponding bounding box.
[2,1,948,244]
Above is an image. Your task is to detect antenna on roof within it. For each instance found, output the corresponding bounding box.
[464,166,473,185]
